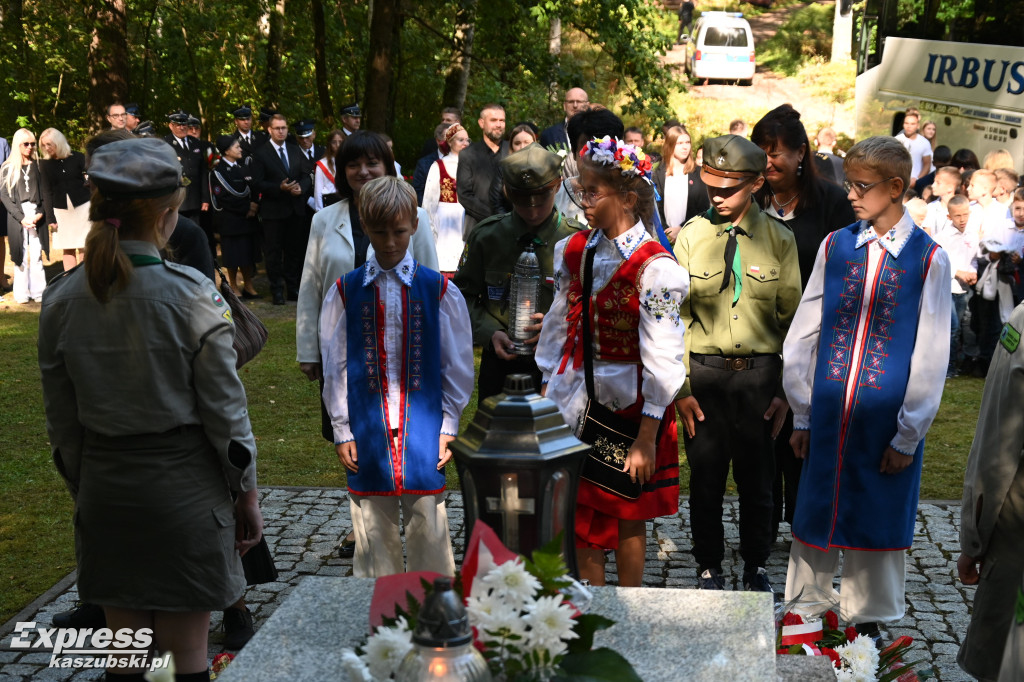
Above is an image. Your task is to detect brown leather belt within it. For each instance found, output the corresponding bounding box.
[690,352,780,371]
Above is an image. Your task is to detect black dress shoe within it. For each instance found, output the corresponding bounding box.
[854,621,884,650]
[338,536,356,558]
[272,292,285,305]
[241,290,261,300]
[223,606,256,649]
[52,602,106,629]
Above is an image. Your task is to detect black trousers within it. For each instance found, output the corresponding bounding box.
[478,348,542,403]
[684,356,778,573]
[772,412,801,533]
[262,216,309,296]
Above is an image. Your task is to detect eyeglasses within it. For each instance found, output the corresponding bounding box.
[573,189,620,206]
[843,177,897,197]
[108,113,127,119]
[21,142,36,148]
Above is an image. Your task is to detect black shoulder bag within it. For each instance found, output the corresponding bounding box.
[576,246,643,500]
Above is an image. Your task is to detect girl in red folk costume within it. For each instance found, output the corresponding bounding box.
[423,123,470,275]
[536,137,689,586]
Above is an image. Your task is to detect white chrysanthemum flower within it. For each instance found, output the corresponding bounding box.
[467,592,524,636]
[340,649,373,682]
[480,559,541,607]
[523,594,579,647]
[361,624,414,679]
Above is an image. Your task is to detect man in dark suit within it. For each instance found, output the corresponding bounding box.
[539,87,589,151]
[340,103,361,137]
[294,119,324,162]
[164,109,210,224]
[457,103,508,237]
[232,105,266,163]
[251,114,313,304]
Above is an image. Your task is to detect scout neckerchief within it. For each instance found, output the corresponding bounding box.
[128,254,162,267]
[708,208,746,306]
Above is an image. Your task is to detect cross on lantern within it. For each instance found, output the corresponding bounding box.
[485,473,535,551]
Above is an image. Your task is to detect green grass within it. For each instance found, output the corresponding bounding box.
[0,299,984,622]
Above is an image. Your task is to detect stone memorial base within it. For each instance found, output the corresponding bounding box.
[218,576,793,681]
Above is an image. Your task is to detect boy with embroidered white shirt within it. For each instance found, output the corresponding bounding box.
[320,176,474,578]
[783,137,950,641]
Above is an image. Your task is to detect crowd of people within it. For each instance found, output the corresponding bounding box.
[13,87,1023,681]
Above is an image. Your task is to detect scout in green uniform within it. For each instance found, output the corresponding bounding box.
[454,143,583,400]
[672,134,802,593]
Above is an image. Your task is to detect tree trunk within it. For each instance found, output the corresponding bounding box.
[264,0,286,109]
[312,0,334,126]
[87,0,129,131]
[441,0,476,113]
[364,0,401,132]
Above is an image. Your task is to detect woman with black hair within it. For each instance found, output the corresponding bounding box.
[750,104,857,542]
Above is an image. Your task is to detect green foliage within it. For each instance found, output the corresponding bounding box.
[557,647,643,681]
[797,56,857,106]
[524,532,573,593]
[757,3,836,77]
[0,0,678,165]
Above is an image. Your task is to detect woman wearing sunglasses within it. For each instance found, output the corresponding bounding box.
[1,128,49,303]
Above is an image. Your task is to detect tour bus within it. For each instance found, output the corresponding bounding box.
[855,37,1024,171]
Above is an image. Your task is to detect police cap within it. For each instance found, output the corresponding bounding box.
[340,103,361,117]
[186,115,201,128]
[258,107,276,124]
[295,119,316,138]
[500,143,562,205]
[166,109,189,125]
[124,103,141,117]
[232,105,252,120]
[700,134,767,188]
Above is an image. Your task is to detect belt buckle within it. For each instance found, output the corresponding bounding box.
[730,357,748,371]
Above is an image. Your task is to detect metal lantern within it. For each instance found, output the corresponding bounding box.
[395,577,492,682]
[451,374,589,577]
[507,244,540,355]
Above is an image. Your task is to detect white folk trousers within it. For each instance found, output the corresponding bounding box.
[785,540,907,623]
[350,491,455,578]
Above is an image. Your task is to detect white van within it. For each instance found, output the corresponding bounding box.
[856,37,1024,171]
[685,12,756,85]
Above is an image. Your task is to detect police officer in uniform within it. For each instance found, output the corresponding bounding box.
[164,110,210,225]
[231,106,265,162]
[454,143,584,400]
[340,103,361,137]
[673,135,802,594]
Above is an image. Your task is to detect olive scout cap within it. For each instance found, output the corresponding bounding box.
[501,143,562,206]
[89,138,186,200]
[700,134,767,188]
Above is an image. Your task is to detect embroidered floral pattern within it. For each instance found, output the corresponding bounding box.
[641,287,681,326]
[858,261,903,389]
[826,260,864,382]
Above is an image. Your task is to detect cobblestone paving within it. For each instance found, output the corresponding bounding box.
[0,489,976,681]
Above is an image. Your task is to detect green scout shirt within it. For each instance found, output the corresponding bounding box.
[673,204,801,397]
[454,208,583,347]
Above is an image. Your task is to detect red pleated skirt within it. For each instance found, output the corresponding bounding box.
[575,403,680,550]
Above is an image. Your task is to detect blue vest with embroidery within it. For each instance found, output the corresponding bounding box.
[340,263,447,496]
[793,223,940,551]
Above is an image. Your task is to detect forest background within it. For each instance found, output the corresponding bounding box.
[0,0,678,166]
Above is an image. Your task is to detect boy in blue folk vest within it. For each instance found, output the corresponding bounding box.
[782,137,951,642]
[320,176,475,578]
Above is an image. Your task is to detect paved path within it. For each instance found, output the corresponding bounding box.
[0,488,975,681]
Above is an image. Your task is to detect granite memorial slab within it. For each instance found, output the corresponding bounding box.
[218,576,781,681]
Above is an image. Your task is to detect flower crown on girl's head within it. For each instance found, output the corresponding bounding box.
[580,136,653,177]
